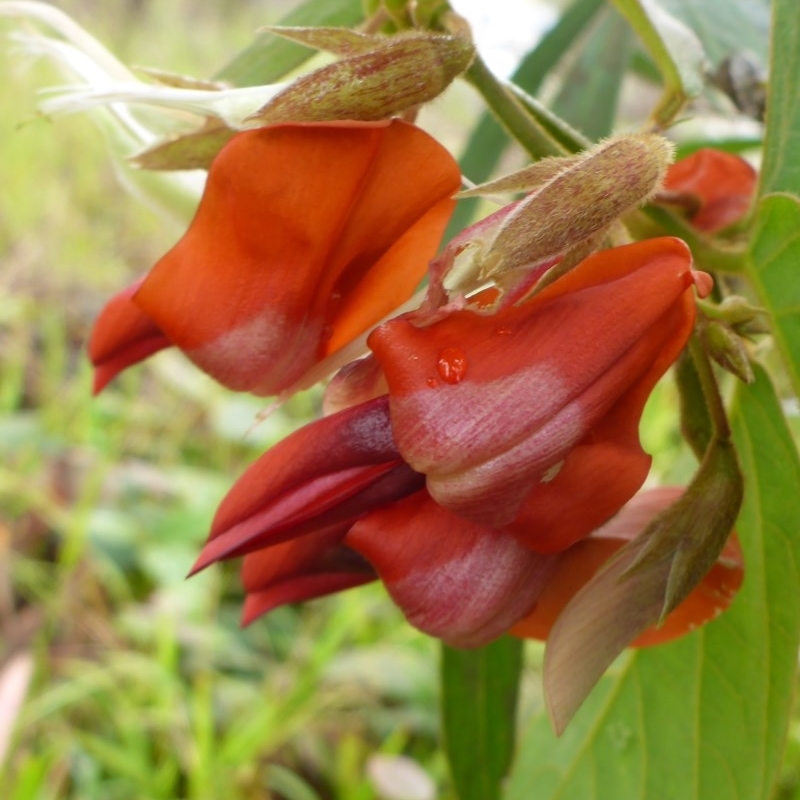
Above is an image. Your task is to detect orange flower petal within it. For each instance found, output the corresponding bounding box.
[504,400,651,553]
[663,149,757,233]
[135,120,460,395]
[240,526,375,625]
[88,280,171,393]
[192,396,423,572]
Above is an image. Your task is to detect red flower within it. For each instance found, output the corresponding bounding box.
[194,237,710,647]
[89,120,461,395]
[510,487,744,647]
[663,148,757,233]
[368,237,702,550]
[192,395,422,571]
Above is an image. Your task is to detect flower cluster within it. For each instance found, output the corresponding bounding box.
[90,121,753,658]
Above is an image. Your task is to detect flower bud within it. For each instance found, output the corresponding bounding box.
[425,135,674,306]
[456,155,583,198]
[708,296,770,335]
[247,33,475,124]
[259,26,385,57]
[662,148,757,233]
[702,320,755,384]
[483,134,674,280]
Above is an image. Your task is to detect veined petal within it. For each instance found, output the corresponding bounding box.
[192,396,423,571]
[87,280,171,393]
[134,119,460,395]
[369,238,699,525]
[347,491,559,648]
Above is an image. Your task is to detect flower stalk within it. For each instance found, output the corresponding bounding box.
[688,333,732,441]
[463,52,564,159]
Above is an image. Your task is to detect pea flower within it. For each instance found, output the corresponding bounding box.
[368,236,703,550]
[662,148,757,233]
[193,236,711,647]
[89,119,462,395]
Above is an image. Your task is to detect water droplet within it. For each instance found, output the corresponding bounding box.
[426,377,438,388]
[495,327,513,336]
[436,347,468,384]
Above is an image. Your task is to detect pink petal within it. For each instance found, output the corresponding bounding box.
[347,491,559,648]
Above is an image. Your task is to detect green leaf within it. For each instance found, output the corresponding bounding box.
[658,0,769,64]
[214,0,364,87]
[505,365,800,800]
[759,0,800,195]
[446,0,603,241]
[747,193,800,398]
[551,6,633,140]
[441,637,523,800]
[610,0,706,125]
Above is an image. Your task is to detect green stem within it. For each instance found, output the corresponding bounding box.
[508,83,590,153]
[463,53,565,159]
[688,333,731,441]
[631,206,749,273]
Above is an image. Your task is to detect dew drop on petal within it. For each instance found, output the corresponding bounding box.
[436,347,468,384]
[426,377,438,388]
[496,327,513,336]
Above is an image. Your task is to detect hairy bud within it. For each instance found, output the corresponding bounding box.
[248,33,474,124]
[484,134,675,278]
